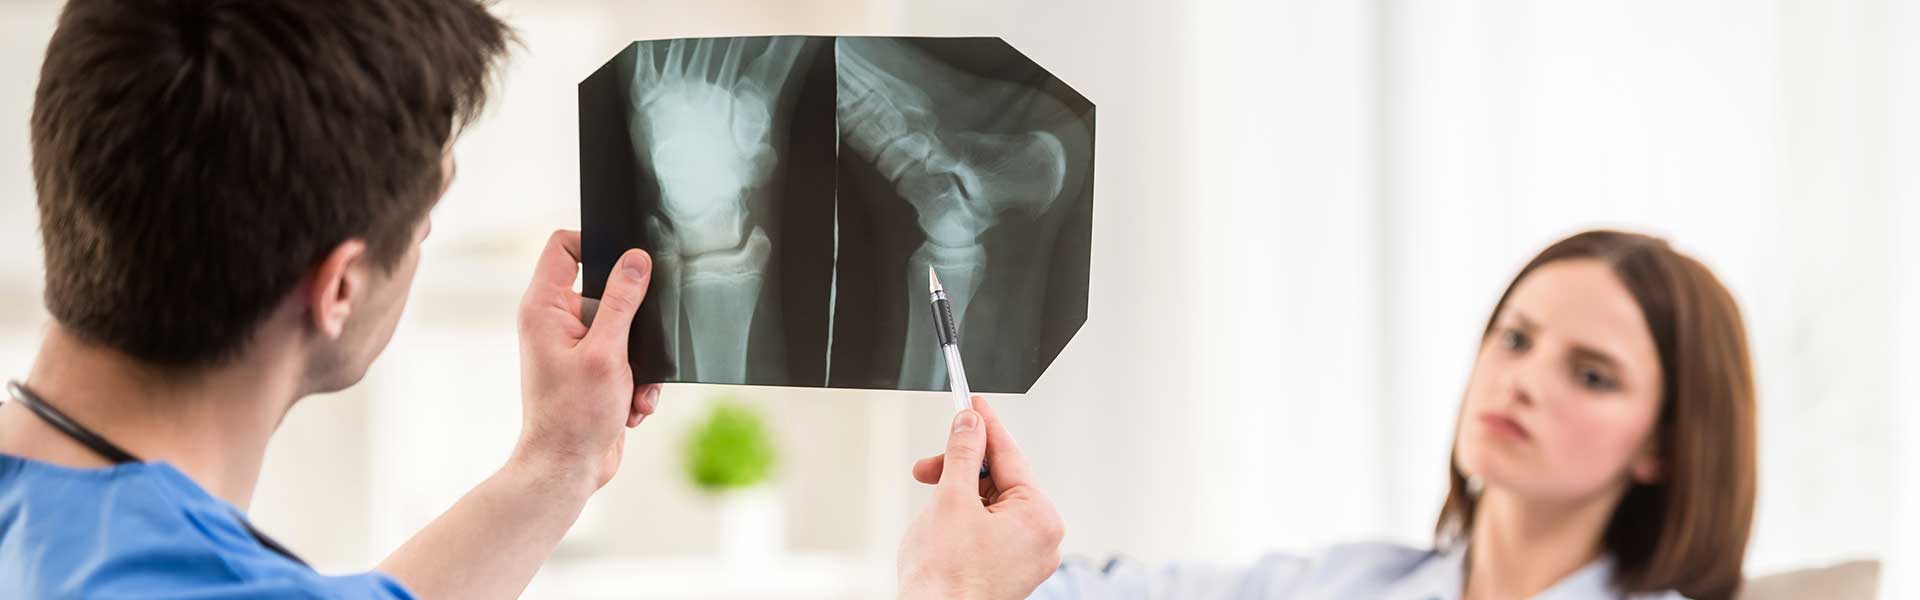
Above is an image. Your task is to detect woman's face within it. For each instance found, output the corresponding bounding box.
[1455,259,1666,504]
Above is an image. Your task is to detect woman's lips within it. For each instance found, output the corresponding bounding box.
[1477,412,1532,441]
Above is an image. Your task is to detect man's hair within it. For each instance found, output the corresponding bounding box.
[31,0,512,368]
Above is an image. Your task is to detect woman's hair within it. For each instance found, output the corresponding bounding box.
[1433,230,1757,600]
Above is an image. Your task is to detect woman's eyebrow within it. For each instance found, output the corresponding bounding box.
[1569,345,1623,370]
[1510,310,1625,369]
[1506,310,1539,332]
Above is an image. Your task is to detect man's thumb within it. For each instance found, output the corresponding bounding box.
[936,409,986,500]
[583,249,651,350]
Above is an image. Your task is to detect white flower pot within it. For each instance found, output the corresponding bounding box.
[715,485,784,565]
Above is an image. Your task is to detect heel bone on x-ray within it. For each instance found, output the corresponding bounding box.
[580,36,1094,393]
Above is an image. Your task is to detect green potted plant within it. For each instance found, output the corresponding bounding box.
[682,399,781,563]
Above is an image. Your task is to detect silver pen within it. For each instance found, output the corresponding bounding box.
[928,267,972,415]
[928,267,988,478]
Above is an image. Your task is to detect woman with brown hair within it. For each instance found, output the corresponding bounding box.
[898,229,1757,600]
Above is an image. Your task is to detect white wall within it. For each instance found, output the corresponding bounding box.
[1885,0,1920,596]
[0,2,57,321]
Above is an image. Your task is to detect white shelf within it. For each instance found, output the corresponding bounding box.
[523,555,892,600]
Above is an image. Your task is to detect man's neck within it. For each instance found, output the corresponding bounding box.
[1463,485,1621,600]
[0,325,305,511]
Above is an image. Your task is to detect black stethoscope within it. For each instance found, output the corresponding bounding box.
[4,380,309,568]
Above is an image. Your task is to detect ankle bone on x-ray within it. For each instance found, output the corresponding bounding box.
[835,38,1076,389]
[629,38,805,383]
[631,39,790,254]
[836,42,1068,247]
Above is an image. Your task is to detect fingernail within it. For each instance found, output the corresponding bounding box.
[644,386,661,412]
[623,256,648,281]
[954,410,979,433]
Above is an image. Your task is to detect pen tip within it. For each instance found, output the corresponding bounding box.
[928,266,940,292]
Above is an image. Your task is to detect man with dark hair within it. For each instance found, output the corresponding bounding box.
[0,1,664,597]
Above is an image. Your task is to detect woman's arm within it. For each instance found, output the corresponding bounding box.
[895,396,1316,600]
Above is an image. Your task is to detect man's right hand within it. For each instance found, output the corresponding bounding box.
[897,396,1065,600]
[511,230,661,492]
[378,230,663,600]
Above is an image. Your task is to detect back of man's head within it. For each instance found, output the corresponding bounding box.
[31,0,512,369]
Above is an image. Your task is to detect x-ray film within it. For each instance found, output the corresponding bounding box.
[581,36,1094,393]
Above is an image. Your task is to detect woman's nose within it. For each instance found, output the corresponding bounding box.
[1511,378,1535,407]
[1503,358,1543,408]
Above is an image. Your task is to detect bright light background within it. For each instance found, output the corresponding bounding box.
[0,1,1915,598]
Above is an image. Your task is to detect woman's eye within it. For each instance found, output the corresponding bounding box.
[1578,367,1618,391]
[1501,328,1530,351]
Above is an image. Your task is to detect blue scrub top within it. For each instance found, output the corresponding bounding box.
[0,454,413,599]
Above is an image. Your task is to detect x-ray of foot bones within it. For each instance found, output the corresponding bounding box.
[835,37,1093,391]
[627,38,807,384]
[583,36,1091,392]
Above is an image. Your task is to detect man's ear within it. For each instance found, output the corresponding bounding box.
[308,239,370,340]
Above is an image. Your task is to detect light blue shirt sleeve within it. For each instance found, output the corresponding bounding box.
[1028,542,1691,600]
[1031,554,1314,600]
[1028,543,1439,600]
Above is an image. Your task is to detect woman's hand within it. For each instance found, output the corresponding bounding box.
[897,396,1065,600]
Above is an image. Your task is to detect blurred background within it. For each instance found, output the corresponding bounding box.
[2,0,1917,598]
